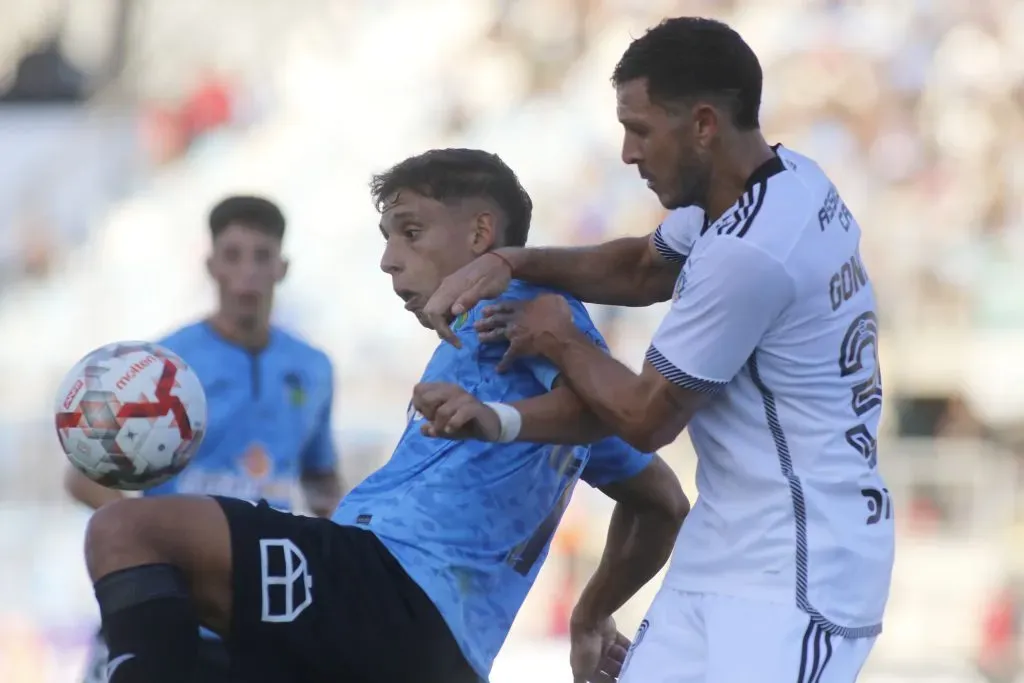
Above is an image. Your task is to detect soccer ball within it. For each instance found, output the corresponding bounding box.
[54,341,207,490]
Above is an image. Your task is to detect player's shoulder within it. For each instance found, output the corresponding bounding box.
[271,326,333,372]
[705,146,833,261]
[654,207,706,262]
[498,280,590,319]
[660,207,705,237]
[156,320,211,354]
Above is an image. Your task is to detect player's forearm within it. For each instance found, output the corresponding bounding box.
[64,467,125,510]
[541,331,673,452]
[498,238,676,307]
[572,499,681,625]
[301,470,343,517]
[510,386,611,445]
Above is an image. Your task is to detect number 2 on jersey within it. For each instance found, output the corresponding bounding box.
[838,311,881,469]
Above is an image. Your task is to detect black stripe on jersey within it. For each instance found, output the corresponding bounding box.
[652,225,686,263]
[714,152,785,238]
[644,345,726,394]
[796,622,834,683]
[711,187,753,236]
[748,350,883,640]
[733,182,768,238]
[719,183,766,237]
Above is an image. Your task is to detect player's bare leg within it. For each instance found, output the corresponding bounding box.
[84,495,233,683]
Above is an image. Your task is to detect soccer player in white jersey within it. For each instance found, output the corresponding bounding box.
[421,16,895,683]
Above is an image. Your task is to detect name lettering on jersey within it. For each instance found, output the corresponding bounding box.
[818,185,852,233]
[828,251,869,311]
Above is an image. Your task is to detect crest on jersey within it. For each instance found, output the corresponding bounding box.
[283,372,305,407]
[452,312,469,332]
[672,270,688,302]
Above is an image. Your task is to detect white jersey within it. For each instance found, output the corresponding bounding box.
[648,146,894,637]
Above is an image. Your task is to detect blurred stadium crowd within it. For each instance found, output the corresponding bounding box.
[0,0,1022,681]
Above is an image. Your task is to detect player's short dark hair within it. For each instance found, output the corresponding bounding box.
[370,148,533,248]
[208,195,286,241]
[612,17,762,130]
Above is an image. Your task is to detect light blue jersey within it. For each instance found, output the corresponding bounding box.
[145,321,337,510]
[332,281,651,680]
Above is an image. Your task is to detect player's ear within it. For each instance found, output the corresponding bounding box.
[277,257,289,283]
[692,102,719,147]
[205,255,216,278]
[470,212,498,256]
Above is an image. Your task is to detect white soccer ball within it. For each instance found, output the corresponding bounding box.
[54,341,207,490]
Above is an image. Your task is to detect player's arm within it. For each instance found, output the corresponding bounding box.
[510,380,609,444]
[498,233,681,307]
[299,364,343,517]
[511,238,794,452]
[64,465,125,510]
[573,454,689,629]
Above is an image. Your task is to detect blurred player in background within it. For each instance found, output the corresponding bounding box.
[425,17,895,683]
[77,149,687,683]
[65,195,342,683]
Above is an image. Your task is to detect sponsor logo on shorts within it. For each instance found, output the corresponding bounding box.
[259,538,314,623]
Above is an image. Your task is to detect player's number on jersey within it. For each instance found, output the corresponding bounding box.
[838,311,882,417]
[506,445,582,576]
[838,311,888,525]
[838,311,881,473]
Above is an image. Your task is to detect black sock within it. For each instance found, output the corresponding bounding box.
[94,564,200,683]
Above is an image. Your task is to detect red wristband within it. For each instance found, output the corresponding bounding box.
[489,251,514,275]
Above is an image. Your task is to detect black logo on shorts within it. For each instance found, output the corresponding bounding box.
[630,619,649,651]
[356,514,372,525]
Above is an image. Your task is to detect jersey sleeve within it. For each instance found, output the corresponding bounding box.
[581,437,653,488]
[300,359,339,473]
[652,207,705,263]
[647,237,794,393]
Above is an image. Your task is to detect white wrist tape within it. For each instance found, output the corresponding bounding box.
[484,402,522,443]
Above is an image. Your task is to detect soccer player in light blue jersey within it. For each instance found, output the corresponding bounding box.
[78,150,687,683]
[66,195,341,683]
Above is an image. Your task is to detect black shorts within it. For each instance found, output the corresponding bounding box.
[214,497,478,683]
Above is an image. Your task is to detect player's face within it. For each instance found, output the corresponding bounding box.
[207,223,287,327]
[616,78,711,209]
[379,191,492,328]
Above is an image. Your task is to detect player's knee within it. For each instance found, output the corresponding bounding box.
[85,498,167,580]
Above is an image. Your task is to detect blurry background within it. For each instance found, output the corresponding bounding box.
[0,0,1022,680]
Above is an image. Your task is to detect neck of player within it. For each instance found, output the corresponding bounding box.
[208,312,270,351]
[704,131,776,223]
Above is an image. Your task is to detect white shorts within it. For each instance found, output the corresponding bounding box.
[620,587,876,683]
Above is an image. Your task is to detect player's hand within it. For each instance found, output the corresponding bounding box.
[422,252,514,348]
[569,615,630,683]
[411,382,502,441]
[475,294,576,372]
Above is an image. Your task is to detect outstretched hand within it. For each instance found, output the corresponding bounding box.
[422,252,514,348]
[569,615,631,683]
[411,382,501,441]
[474,294,577,372]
